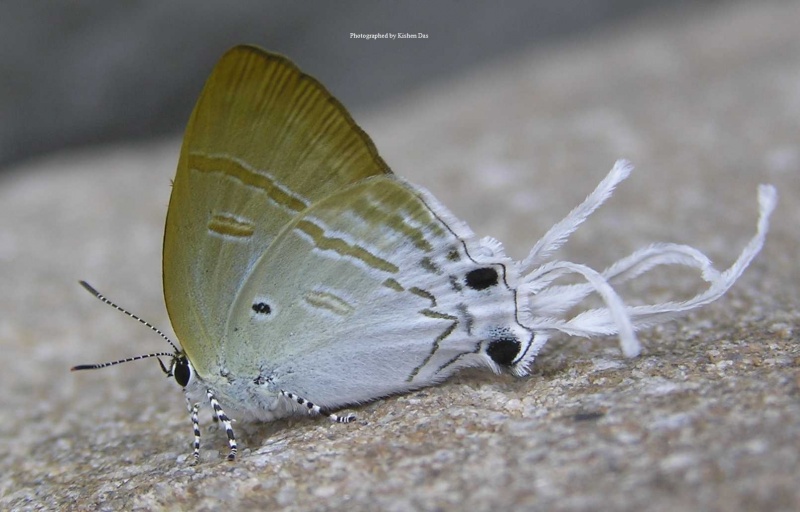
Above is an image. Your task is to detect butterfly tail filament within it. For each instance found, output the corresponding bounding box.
[516,163,777,371]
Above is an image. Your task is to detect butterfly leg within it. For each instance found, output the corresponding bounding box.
[185,397,201,465]
[280,390,356,424]
[206,389,237,461]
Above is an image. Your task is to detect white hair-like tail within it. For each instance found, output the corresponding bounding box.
[515,161,776,371]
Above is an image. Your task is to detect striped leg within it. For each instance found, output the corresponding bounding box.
[281,390,356,423]
[185,397,201,465]
[207,389,237,461]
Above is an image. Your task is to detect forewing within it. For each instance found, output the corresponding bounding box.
[163,46,391,375]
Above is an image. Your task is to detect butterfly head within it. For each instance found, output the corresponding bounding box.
[71,280,195,389]
[71,347,192,386]
[158,352,193,388]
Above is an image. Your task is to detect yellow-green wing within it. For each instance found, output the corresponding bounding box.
[163,46,391,375]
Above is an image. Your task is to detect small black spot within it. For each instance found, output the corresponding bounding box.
[252,302,271,314]
[253,375,266,385]
[465,267,498,290]
[573,411,605,422]
[486,335,520,366]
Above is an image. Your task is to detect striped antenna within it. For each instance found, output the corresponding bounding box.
[72,280,181,372]
[71,352,175,372]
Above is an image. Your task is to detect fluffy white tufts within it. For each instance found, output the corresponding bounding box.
[516,161,776,367]
[520,159,632,272]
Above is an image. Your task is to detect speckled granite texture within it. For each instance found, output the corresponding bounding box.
[1,2,798,511]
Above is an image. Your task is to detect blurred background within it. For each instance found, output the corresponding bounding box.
[0,0,711,171]
[3,2,800,509]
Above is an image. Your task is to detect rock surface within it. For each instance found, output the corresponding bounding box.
[1,1,798,511]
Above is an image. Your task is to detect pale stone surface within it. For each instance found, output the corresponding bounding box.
[1,2,798,511]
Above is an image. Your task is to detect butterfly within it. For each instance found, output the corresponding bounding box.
[74,45,776,463]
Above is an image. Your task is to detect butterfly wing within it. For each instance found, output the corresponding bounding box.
[223,176,528,408]
[163,46,391,375]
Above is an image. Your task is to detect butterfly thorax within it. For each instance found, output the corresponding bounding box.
[181,356,298,422]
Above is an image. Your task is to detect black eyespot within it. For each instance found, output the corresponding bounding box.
[173,356,191,387]
[486,335,520,367]
[252,302,271,314]
[465,267,498,290]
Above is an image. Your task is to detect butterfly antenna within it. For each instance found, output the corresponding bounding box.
[76,280,181,355]
[71,352,176,372]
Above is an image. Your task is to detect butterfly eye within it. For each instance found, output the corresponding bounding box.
[173,356,191,387]
[252,302,272,315]
[465,267,499,290]
[486,332,521,367]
